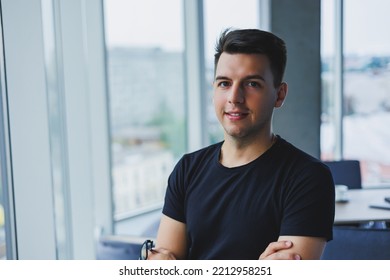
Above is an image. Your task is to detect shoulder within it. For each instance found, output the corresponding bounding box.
[275,136,330,171]
[272,136,333,187]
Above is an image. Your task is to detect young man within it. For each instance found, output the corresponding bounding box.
[148,29,335,260]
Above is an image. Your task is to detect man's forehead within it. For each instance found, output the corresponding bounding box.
[215,52,271,76]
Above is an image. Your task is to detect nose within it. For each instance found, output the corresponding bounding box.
[228,85,245,104]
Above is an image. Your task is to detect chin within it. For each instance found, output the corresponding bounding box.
[224,129,248,139]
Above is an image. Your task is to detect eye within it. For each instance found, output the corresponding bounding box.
[217,81,231,88]
[246,81,261,88]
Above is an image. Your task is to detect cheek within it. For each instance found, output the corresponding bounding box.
[213,94,225,109]
[248,96,274,113]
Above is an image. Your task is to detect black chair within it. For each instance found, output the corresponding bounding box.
[325,160,387,229]
[321,226,390,260]
[323,160,362,189]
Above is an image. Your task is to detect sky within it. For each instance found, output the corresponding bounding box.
[103,0,184,51]
[104,0,390,57]
[322,0,390,56]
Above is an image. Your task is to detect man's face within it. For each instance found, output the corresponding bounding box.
[213,52,286,141]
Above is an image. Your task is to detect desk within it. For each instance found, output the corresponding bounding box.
[334,188,390,224]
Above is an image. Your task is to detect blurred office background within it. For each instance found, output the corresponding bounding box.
[0,0,389,259]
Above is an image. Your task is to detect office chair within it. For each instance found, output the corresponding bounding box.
[325,160,387,229]
[321,226,390,260]
[323,160,362,189]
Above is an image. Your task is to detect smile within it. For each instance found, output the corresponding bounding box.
[225,112,249,120]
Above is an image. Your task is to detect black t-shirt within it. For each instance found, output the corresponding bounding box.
[163,136,335,259]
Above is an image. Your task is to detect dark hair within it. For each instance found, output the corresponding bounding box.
[214,28,287,87]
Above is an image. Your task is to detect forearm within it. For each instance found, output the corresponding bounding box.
[152,214,187,260]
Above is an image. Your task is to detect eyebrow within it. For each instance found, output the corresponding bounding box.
[215,74,265,81]
[214,75,230,81]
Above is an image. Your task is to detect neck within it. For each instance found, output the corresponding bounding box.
[220,133,276,168]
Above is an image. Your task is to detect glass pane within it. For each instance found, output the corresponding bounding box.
[343,0,390,186]
[203,0,259,143]
[104,0,186,228]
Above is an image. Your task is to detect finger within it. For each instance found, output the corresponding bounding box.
[150,247,171,255]
[147,247,176,260]
[259,240,293,259]
[262,251,301,260]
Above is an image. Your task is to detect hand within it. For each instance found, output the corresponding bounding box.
[147,247,177,260]
[259,240,301,260]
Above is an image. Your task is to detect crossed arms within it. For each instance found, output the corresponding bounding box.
[147,215,326,260]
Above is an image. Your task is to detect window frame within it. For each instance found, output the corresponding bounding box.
[0,1,17,260]
[0,0,112,259]
[1,0,207,259]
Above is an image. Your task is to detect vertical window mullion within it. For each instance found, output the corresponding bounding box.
[183,0,208,151]
[334,0,344,159]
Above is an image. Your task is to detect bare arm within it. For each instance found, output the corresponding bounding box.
[259,236,326,260]
[276,236,326,259]
[147,214,187,260]
[149,216,325,260]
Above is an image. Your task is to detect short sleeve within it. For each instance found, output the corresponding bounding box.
[162,157,187,223]
[280,162,335,241]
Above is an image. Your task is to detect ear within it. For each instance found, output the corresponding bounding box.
[274,82,288,108]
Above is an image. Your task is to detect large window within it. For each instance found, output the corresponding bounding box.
[321,0,390,187]
[104,0,187,226]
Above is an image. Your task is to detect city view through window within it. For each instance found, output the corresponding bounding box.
[321,0,390,186]
[104,0,186,219]
[108,47,186,217]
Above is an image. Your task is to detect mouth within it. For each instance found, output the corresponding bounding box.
[224,111,249,120]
